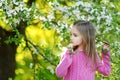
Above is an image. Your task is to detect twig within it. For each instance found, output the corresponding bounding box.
[24,37,57,66]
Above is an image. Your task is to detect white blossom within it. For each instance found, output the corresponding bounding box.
[0,2,2,7]
[104,27,113,33]
[55,6,68,12]
[34,15,39,19]
[102,0,109,4]
[1,0,7,6]
[57,21,61,25]
[96,25,100,34]
[64,14,69,18]
[114,42,120,55]
[90,8,97,14]
[84,7,90,12]
[72,9,80,19]
[105,14,112,25]
[39,16,47,21]
[12,0,17,4]
[110,3,115,8]
[75,1,84,7]
[15,7,20,12]
[84,2,92,8]
[116,27,120,34]
[30,63,34,68]
[13,18,19,24]
[60,36,63,41]
[100,11,106,18]
[80,15,86,20]
[7,10,14,17]
[51,1,59,6]
[102,7,106,11]
[33,49,38,54]
[117,12,120,15]
[13,10,17,16]
[56,28,61,33]
[88,15,95,20]
[26,13,30,19]
[47,66,54,74]
[97,16,101,23]
[47,12,55,21]
[19,2,25,11]
[1,0,5,2]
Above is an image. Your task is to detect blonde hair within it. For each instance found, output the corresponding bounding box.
[73,20,96,64]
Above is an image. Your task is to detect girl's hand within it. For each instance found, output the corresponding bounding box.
[102,41,110,54]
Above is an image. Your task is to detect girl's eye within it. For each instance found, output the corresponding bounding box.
[73,34,77,37]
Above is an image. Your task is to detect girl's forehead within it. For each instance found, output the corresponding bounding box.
[70,26,80,33]
[69,25,75,30]
[69,26,73,32]
[69,24,74,29]
[70,26,77,30]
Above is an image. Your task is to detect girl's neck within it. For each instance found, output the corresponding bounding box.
[77,45,84,51]
[76,47,83,52]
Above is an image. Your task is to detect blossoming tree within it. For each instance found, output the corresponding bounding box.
[0,0,120,80]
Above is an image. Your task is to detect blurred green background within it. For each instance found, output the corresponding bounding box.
[0,0,120,80]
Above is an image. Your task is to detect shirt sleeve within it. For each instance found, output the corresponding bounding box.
[96,51,111,76]
[56,50,72,78]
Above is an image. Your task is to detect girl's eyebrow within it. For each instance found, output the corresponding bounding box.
[71,32,78,35]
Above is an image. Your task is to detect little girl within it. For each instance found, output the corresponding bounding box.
[56,20,111,80]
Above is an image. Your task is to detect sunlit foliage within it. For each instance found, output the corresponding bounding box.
[0,0,120,80]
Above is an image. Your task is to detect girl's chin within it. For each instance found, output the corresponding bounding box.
[70,43,79,47]
[72,44,78,47]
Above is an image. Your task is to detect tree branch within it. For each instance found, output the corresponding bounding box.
[24,36,57,66]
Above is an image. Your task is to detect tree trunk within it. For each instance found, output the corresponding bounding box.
[0,44,16,80]
[0,27,17,80]
[0,0,35,79]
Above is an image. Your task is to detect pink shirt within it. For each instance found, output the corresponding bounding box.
[56,50,111,80]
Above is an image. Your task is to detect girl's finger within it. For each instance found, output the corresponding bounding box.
[102,41,110,46]
[102,41,110,49]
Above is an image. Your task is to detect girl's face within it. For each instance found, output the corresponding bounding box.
[70,26,83,49]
